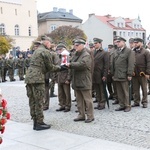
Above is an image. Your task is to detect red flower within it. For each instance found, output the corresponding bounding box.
[0,118,7,125]
[6,112,10,119]
[0,137,3,144]
[0,109,2,115]
[1,99,7,108]
[0,125,5,134]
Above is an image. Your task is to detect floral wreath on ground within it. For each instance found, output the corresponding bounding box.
[0,89,10,144]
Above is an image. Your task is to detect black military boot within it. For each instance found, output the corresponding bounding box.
[34,122,51,131]
[33,119,37,130]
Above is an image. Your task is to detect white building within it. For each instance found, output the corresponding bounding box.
[82,14,146,49]
[0,0,38,51]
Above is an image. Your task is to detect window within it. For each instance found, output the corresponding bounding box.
[0,7,3,14]
[28,26,31,36]
[51,25,56,31]
[15,9,17,15]
[128,32,130,36]
[139,33,141,37]
[120,31,122,36]
[28,11,30,17]
[0,23,5,35]
[14,25,19,35]
[123,32,125,37]
[117,23,120,27]
[136,32,138,37]
[131,32,134,36]
[121,23,123,28]
[134,24,136,28]
[137,25,139,28]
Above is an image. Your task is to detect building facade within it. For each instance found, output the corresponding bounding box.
[0,0,38,51]
[38,7,82,36]
[82,14,146,49]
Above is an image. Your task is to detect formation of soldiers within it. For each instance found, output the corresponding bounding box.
[0,52,32,82]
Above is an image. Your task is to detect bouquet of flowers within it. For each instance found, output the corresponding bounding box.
[0,89,10,144]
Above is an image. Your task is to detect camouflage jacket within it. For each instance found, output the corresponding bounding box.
[25,44,60,84]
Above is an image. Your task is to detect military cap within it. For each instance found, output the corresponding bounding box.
[41,35,52,42]
[115,36,126,42]
[108,44,114,48]
[93,38,103,43]
[74,38,86,44]
[133,37,143,43]
[129,38,134,43]
[33,41,41,45]
[89,43,94,48]
[57,43,67,49]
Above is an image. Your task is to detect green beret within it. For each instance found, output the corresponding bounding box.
[115,36,126,42]
[57,43,66,49]
[74,38,86,44]
[133,37,143,43]
[93,38,103,43]
[129,38,134,43]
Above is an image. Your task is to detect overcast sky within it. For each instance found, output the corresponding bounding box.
[36,0,150,36]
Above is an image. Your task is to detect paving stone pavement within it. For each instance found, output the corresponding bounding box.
[1,76,150,149]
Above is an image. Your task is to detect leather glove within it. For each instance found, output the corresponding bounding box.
[60,64,68,71]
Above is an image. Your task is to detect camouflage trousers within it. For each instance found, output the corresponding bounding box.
[26,83,45,123]
[8,69,15,81]
[18,68,24,80]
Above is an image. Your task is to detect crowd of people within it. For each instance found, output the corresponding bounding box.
[1,35,150,131]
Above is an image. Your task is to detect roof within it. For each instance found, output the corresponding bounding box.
[38,10,82,23]
[95,15,145,31]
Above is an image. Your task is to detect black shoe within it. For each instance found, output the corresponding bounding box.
[143,104,147,108]
[148,91,150,95]
[43,107,49,111]
[131,103,140,107]
[124,106,131,112]
[94,106,100,109]
[97,106,105,110]
[34,122,51,131]
[108,95,113,99]
[74,118,85,122]
[64,108,70,112]
[112,100,119,105]
[85,118,94,123]
[72,99,76,102]
[75,110,79,113]
[56,107,65,111]
[115,107,125,111]
[93,99,98,103]
[50,94,57,97]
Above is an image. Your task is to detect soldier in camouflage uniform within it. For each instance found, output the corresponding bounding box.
[7,54,16,81]
[25,36,67,130]
[16,53,25,80]
[43,42,59,110]
[1,55,8,82]
[25,53,32,72]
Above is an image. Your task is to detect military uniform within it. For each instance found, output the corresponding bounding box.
[43,48,59,110]
[16,54,25,80]
[1,56,8,82]
[132,38,150,108]
[7,55,16,81]
[111,36,135,112]
[92,38,109,110]
[56,43,71,112]
[70,39,94,123]
[25,44,61,130]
